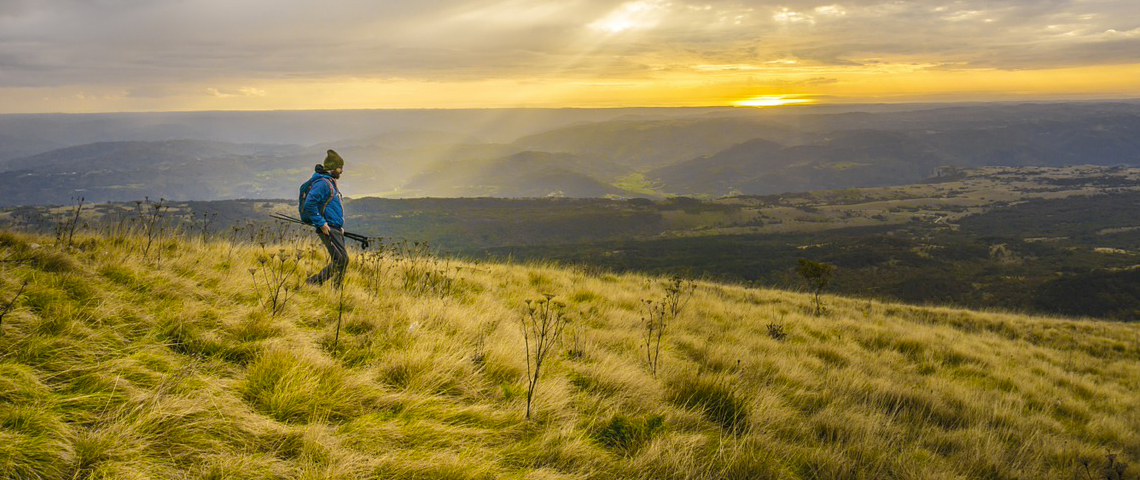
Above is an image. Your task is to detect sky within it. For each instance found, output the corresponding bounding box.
[2,0,1140,112]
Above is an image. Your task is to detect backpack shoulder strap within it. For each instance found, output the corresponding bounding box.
[320,178,336,213]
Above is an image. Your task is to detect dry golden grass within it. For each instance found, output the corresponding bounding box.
[0,226,1138,479]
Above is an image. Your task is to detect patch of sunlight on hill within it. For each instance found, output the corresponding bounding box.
[0,226,1138,479]
[612,172,669,197]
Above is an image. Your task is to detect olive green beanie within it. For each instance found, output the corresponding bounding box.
[323,149,344,170]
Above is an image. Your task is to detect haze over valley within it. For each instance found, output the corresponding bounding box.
[3,101,1140,205]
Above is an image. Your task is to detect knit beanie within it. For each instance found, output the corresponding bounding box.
[323,149,345,170]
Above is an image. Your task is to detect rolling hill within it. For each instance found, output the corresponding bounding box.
[398,151,635,198]
[0,140,307,205]
[648,117,1140,196]
[647,131,944,196]
[510,117,795,171]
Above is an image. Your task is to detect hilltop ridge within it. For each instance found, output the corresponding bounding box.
[1,227,1138,479]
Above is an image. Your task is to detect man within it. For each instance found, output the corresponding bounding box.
[303,149,348,286]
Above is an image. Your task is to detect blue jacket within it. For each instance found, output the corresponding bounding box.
[301,172,344,228]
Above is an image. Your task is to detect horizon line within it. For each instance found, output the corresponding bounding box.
[3,96,1140,116]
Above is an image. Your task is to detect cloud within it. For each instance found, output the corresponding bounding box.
[589,0,670,33]
[0,0,33,17]
[793,77,839,86]
[125,85,193,98]
[0,0,1138,99]
[207,86,267,98]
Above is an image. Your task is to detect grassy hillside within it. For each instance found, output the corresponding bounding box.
[1,227,1138,479]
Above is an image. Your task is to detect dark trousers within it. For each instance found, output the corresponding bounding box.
[309,228,348,286]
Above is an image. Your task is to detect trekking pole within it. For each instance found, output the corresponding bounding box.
[268,213,371,249]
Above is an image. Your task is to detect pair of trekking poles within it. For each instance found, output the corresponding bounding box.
[269,213,371,250]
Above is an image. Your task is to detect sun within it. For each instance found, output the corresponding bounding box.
[734,95,815,107]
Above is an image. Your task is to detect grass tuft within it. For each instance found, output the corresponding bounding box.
[198,453,293,480]
[592,413,664,455]
[0,363,51,404]
[242,347,371,424]
[29,248,79,273]
[668,374,750,434]
[0,406,74,480]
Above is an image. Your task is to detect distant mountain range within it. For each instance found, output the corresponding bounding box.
[646,114,1140,196]
[399,151,632,198]
[511,117,795,171]
[2,102,1139,205]
[0,140,304,204]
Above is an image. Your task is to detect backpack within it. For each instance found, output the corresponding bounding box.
[298,176,336,224]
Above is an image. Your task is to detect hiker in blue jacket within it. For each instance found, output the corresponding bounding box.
[302,149,348,286]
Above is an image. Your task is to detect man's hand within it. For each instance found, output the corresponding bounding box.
[320,223,330,235]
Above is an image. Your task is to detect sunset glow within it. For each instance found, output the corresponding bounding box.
[734,95,816,107]
[0,0,1138,112]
